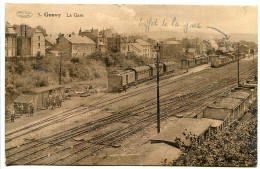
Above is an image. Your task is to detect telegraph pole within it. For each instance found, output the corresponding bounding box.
[155,43,161,133]
[237,44,240,86]
[59,53,62,85]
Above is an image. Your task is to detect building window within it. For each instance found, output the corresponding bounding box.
[13,49,15,56]
[38,36,40,41]
[38,43,40,49]
[8,49,12,57]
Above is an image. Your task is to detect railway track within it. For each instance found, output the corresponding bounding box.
[5,64,211,142]
[19,86,224,165]
[5,60,257,165]
[5,62,243,150]
[6,65,256,165]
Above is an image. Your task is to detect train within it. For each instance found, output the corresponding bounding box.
[108,56,209,92]
[211,53,245,68]
[181,56,209,69]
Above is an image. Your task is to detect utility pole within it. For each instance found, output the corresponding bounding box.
[253,50,255,63]
[59,53,62,85]
[237,44,240,86]
[155,43,161,133]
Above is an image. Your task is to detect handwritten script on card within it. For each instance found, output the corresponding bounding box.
[139,17,201,33]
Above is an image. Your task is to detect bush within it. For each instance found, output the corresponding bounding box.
[169,116,257,167]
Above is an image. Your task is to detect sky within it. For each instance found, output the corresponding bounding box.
[5,4,258,37]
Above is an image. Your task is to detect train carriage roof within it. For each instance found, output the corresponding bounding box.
[127,66,151,72]
[118,70,135,76]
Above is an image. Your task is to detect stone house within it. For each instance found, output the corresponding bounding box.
[79,28,107,52]
[48,34,96,57]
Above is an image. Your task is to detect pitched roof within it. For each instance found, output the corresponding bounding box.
[136,39,151,46]
[65,35,96,44]
[130,43,142,52]
[45,35,58,45]
[6,26,16,34]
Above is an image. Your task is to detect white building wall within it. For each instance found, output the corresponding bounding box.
[31,32,45,56]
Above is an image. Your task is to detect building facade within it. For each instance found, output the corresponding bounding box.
[136,39,152,58]
[79,28,107,52]
[48,34,96,57]
[161,40,183,59]
[16,25,46,57]
[5,25,17,57]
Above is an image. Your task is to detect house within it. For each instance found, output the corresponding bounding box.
[16,25,46,57]
[125,39,152,58]
[128,42,143,56]
[79,28,107,52]
[5,24,17,57]
[161,40,183,58]
[48,34,96,57]
[136,39,152,58]
[182,38,207,55]
[106,35,122,52]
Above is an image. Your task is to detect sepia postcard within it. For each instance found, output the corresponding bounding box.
[4,3,258,166]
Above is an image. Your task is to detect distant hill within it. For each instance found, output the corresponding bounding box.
[127,31,258,43]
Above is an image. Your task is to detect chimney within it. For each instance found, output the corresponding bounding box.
[78,27,82,36]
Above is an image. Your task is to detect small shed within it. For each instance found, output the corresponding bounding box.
[25,85,65,110]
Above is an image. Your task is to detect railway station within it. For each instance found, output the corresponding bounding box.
[5,55,257,165]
